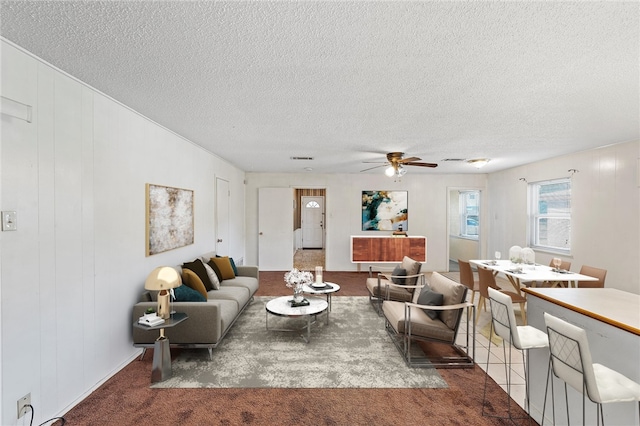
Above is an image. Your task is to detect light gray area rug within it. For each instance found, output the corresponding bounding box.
[152,296,447,389]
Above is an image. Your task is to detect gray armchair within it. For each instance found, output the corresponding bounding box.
[365,256,423,314]
[382,272,476,368]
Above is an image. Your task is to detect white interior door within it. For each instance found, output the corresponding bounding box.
[301,196,324,248]
[215,178,230,255]
[258,187,294,270]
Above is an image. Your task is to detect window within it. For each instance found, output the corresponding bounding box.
[459,191,479,239]
[305,201,320,208]
[528,178,571,253]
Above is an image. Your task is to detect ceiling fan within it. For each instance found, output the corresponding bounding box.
[361,152,438,177]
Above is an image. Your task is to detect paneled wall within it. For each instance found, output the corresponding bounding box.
[0,41,246,424]
[486,140,639,294]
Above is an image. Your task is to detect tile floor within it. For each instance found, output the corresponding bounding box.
[457,290,531,412]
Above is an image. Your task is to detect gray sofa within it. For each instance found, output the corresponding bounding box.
[132,251,259,359]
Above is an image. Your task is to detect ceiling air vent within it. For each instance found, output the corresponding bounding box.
[441,158,465,162]
[290,156,314,160]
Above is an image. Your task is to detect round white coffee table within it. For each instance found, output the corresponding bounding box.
[265,296,328,343]
[302,282,341,311]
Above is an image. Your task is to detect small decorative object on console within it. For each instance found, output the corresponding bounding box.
[284,268,313,304]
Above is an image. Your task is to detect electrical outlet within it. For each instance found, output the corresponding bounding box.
[17,393,31,419]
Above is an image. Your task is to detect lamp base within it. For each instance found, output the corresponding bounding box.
[157,290,170,319]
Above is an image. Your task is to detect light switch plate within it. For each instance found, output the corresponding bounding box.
[2,211,17,231]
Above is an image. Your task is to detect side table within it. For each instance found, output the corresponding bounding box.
[133,312,188,383]
[302,282,341,311]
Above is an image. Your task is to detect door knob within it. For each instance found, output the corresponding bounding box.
[259,232,263,235]
[217,239,223,243]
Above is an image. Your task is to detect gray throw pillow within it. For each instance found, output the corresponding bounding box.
[417,286,444,320]
[391,266,407,284]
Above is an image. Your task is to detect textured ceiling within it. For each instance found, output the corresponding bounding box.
[1,1,638,174]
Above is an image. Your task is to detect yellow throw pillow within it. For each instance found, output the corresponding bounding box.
[210,256,236,280]
[181,268,208,299]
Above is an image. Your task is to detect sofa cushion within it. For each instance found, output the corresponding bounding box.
[416,286,444,320]
[206,285,250,309]
[428,271,467,329]
[210,256,236,280]
[203,263,221,290]
[390,266,407,285]
[183,259,215,291]
[181,268,208,299]
[221,276,259,295]
[174,284,206,302]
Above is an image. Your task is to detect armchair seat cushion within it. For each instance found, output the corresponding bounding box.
[383,301,456,342]
[366,277,412,302]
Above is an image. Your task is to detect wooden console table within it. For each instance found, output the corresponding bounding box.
[350,235,426,271]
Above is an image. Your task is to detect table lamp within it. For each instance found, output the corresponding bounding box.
[145,267,181,319]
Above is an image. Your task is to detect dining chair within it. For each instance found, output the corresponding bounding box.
[577,265,607,288]
[458,259,480,304]
[482,287,548,422]
[543,259,572,288]
[542,313,640,425]
[476,267,527,325]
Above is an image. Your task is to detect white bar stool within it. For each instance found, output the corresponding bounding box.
[482,287,549,422]
[543,313,640,425]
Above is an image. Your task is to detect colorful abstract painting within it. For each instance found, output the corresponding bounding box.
[146,183,194,256]
[362,190,408,231]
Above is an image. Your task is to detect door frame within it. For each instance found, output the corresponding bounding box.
[301,195,325,249]
[446,187,483,271]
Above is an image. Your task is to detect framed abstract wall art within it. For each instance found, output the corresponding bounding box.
[362,190,408,231]
[146,183,194,256]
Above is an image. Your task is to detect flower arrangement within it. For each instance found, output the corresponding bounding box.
[284,268,314,289]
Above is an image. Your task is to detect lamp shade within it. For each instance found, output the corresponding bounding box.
[145,267,181,291]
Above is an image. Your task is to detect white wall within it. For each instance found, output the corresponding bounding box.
[486,140,640,294]
[245,172,488,272]
[246,141,639,296]
[0,40,246,425]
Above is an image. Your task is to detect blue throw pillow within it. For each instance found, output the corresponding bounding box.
[417,286,444,320]
[174,284,206,302]
[229,257,239,276]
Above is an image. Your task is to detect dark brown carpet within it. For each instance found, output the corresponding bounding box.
[56,271,534,425]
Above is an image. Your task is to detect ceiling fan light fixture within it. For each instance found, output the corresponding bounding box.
[385,166,396,177]
[468,158,490,169]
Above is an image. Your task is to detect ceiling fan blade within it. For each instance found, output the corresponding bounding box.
[398,156,421,163]
[360,164,388,172]
[362,161,388,164]
[404,162,438,168]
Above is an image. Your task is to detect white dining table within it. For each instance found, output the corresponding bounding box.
[469,259,599,295]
